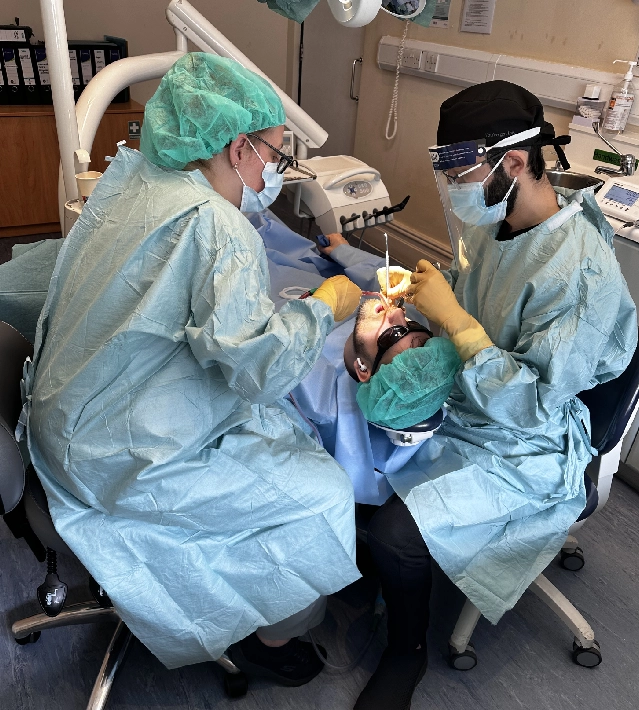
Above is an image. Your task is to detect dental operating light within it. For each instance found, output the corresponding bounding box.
[326,0,426,26]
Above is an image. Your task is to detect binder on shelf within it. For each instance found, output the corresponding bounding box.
[67,47,81,102]
[0,35,129,106]
[33,46,51,104]
[0,51,7,104]
[67,38,129,103]
[17,47,38,104]
[1,47,23,104]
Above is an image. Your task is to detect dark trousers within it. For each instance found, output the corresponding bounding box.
[367,494,432,651]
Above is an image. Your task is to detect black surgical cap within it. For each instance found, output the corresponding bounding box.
[437,81,570,168]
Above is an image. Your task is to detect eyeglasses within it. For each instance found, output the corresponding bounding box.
[442,160,487,187]
[247,133,315,178]
[371,321,433,376]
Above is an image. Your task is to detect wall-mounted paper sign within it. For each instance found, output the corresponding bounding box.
[430,0,451,28]
[460,0,496,34]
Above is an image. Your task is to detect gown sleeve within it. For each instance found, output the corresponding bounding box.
[442,259,459,291]
[185,203,335,405]
[454,249,638,431]
[327,244,386,292]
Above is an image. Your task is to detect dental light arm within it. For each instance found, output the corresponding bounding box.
[166,0,327,156]
[42,0,332,230]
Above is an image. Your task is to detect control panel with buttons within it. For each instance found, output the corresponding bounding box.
[596,178,639,224]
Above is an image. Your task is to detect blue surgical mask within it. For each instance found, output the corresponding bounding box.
[235,139,284,213]
[447,154,517,226]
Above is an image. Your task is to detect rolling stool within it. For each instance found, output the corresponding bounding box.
[0,322,248,709]
[448,335,639,671]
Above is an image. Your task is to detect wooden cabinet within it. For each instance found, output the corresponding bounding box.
[0,101,144,237]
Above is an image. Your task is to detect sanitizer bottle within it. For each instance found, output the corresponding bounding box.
[603,60,637,136]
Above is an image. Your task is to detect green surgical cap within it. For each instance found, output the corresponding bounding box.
[140,53,286,170]
[356,337,461,430]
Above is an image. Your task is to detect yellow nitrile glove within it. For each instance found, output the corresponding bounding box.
[376,266,413,299]
[312,275,362,322]
[407,260,493,361]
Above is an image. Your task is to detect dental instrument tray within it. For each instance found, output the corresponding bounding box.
[282,163,318,184]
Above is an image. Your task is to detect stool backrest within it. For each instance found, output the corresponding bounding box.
[578,334,639,455]
[0,321,33,514]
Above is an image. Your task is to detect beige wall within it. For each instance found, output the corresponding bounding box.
[354,0,639,249]
[5,0,291,104]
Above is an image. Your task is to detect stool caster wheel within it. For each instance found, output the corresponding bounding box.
[572,639,602,668]
[448,643,477,670]
[224,671,248,698]
[16,632,41,646]
[561,547,585,571]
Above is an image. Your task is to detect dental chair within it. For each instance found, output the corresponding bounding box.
[447,338,639,671]
[0,322,248,710]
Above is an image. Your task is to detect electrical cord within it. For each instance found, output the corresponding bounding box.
[308,591,386,672]
[616,220,639,234]
[385,20,410,141]
[358,227,369,249]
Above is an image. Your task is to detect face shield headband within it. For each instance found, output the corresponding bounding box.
[429,126,572,173]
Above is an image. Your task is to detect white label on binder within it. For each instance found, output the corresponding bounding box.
[0,29,26,42]
[80,49,93,84]
[18,48,36,85]
[94,50,106,72]
[3,49,19,86]
[68,50,80,86]
[34,48,50,85]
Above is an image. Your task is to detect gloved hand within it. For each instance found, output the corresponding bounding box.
[376,266,412,300]
[407,260,493,361]
[312,275,362,321]
[317,232,349,256]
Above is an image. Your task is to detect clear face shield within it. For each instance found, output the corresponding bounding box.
[429,127,544,271]
[429,140,489,272]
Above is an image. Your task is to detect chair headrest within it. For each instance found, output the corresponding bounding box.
[371,408,446,446]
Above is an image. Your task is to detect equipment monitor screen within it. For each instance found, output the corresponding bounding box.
[605,184,639,207]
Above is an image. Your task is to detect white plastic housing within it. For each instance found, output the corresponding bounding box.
[326,0,382,27]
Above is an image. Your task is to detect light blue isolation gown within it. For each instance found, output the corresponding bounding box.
[0,200,400,506]
[22,147,361,669]
[385,188,637,623]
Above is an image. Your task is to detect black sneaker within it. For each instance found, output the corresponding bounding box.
[354,646,428,710]
[228,633,326,687]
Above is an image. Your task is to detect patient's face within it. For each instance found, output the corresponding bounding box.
[346,299,430,382]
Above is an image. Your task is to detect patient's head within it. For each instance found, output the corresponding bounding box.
[344,299,431,383]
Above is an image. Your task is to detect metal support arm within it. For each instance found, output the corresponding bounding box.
[592,121,636,177]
